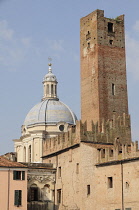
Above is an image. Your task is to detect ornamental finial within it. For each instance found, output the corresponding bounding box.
[48,57,52,73]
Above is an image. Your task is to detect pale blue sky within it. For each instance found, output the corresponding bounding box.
[0,0,139,154]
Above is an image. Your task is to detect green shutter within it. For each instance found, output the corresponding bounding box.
[14,190,22,206]
[18,190,22,205]
[14,190,19,205]
[13,171,16,180]
[22,171,25,180]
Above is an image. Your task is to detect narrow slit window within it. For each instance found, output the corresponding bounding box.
[76,163,79,174]
[87,185,90,195]
[51,84,53,95]
[58,167,61,178]
[29,145,31,162]
[57,189,61,204]
[108,177,113,188]
[47,84,49,94]
[112,83,115,95]
[87,42,90,48]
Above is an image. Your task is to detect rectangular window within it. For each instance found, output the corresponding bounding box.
[14,190,22,206]
[76,163,79,174]
[31,187,38,201]
[58,167,61,178]
[109,40,113,45]
[109,149,113,157]
[108,22,114,32]
[13,171,25,180]
[108,177,113,188]
[101,149,105,158]
[112,83,115,95]
[87,185,90,195]
[125,208,132,210]
[57,189,61,204]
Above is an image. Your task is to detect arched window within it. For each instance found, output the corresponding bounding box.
[28,145,31,162]
[47,84,49,95]
[30,184,38,201]
[55,85,57,95]
[51,84,53,95]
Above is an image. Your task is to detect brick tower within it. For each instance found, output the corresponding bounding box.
[80,9,129,130]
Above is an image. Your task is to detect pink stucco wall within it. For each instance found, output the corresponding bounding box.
[0,168,27,210]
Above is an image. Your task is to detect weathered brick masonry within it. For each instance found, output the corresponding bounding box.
[80,9,128,130]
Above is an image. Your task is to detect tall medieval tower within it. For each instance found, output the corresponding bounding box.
[80,9,129,130]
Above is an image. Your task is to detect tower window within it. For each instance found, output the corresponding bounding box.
[108,22,114,33]
[87,42,90,48]
[87,185,90,195]
[112,83,115,95]
[86,31,91,40]
[108,177,113,188]
[109,40,113,45]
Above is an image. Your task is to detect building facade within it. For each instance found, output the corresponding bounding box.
[0,156,27,210]
[14,9,139,210]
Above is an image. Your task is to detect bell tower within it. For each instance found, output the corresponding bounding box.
[80,9,129,130]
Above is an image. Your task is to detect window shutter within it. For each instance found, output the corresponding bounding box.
[13,171,16,180]
[22,171,25,180]
[19,190,22,205]
[14,190,19,205]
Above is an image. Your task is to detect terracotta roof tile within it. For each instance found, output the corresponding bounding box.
[0,156,27,168]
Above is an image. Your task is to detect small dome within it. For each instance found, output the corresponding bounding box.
[43,63,57,83]
[43,72,57,82]
[24,99,77,127]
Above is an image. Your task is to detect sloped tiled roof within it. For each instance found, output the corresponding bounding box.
[0,156,27,168]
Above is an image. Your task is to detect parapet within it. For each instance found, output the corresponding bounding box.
[97,140,139,164]
[43,114,131,157]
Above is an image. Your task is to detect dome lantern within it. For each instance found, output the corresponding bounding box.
[42,63,58,101]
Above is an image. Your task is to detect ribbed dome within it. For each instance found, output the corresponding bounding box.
[24,99,77,127]
[43,72,57,82]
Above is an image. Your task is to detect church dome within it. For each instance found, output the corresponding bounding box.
[24,99,77,127]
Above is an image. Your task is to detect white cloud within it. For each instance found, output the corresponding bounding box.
[46,39,65,52]
[0,20,32,71]
[0,20,14,40]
